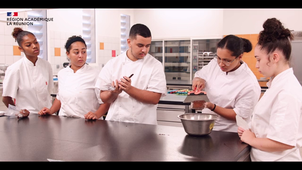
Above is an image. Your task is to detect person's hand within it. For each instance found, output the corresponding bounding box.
[19,109,30,118]
[192,77,206,92]
[119,76,132,92]
[204,102,216,111]
[38,107,51,116]
[240,129,256,144]
[238,126,245,138]
[84,111,98,120]
[111,80,122,95]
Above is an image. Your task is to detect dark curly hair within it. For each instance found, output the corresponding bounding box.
[258,18,293,61]
[65,35,86,53]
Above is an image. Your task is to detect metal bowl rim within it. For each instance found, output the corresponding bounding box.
[178,113,218,121]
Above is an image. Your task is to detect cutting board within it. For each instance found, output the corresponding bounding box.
[183,93,209,103]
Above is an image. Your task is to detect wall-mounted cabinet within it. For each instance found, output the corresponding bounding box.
[150,38,221,83]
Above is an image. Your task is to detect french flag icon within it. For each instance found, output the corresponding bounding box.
[7,12,18,16]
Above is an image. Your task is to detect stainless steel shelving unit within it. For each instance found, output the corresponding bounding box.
[150,38,221,83]
[149,41,164,63]
[197,52,216,70]
[164,40,190,82]
[191,38,221,79]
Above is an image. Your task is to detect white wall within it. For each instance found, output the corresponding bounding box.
[47,9,83,74]
[133,8,302,39]
[133,9,224,39]
[2,8,302,73]
[95,9,134,68]
[223,9,302,35]
[46,8,135,73]
[0,11,28,66]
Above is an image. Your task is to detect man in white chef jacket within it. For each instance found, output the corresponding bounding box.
[95,23,167,125]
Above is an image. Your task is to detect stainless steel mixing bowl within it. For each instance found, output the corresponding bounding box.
[178,113,218,136]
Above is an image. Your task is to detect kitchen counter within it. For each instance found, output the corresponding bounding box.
[167,80,192,86]
[157,94,190,126]
[159,94,190,111]
[0,114,250,161]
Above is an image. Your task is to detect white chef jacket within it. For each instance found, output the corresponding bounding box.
[250,68,302,161]
[2,57,53,113]
[95,51,167,125]
[56,64,103,118]
[195,58,261,132]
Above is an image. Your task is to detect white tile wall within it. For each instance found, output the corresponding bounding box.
[0,10,123,75]
[48,30,79,74]
[97,35,120,68]
[0,20,26,66]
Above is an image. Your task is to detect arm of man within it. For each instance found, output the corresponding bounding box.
[100,80,122,103]
[119,76,161,105]
[126,86,161,105]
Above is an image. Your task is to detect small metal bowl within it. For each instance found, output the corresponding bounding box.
[178,113,218,136]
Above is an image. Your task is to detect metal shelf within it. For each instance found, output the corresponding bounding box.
[150,38,221,82]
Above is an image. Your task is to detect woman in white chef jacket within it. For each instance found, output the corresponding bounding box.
[2,27,53,117]
[193,35,261,132]
[39,36,110,119]
[238,18,302,161]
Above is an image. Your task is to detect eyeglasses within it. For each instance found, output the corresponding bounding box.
[214,56,237,66]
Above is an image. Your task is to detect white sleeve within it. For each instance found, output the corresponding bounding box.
[267,92,301,146]
[56,70,62,101]
[93,69,103,104]
[2,66,19,99]
[95,88,103,104]
[233,84,260,119]
[147,62,167,96]
[194,58,217,81]
[95,59,113,91]
[47,63,54,94]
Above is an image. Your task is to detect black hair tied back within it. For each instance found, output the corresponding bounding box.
[65,35,87,53]
[11,27,35,46]
[217,35,252,57]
